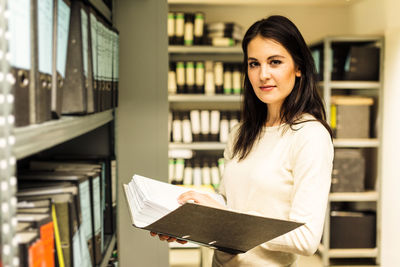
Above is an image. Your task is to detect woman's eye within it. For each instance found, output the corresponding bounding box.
[248,62,259,68]
[270,60,282,65]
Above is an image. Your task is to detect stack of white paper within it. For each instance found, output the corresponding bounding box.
[124,174,225,228]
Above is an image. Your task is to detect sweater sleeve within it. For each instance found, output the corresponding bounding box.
[262,122,334,256]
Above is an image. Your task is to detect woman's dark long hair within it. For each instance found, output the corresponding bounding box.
[233,15,332,160]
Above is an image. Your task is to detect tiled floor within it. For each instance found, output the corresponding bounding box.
[169,247,323,267]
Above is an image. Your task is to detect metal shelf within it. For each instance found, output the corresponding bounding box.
[318,81,381,89]
[168,0,357,5]
[168,45,242,54]
[99,234,116,267]
[319,244,378,258]
[333,138,379,148]
[169,94,241,103]
[169,142,226,150]
[329,191,378,202]
[13,110,114,159]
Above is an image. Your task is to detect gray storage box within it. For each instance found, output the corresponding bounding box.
[331,96,374,138]
[331,149,365,192]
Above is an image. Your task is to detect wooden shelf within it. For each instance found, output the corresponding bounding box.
[168,45,242,54]
[169,142,226,150]
[13,110,113,159]
[318,81,381,89]
[329,191,378,202]
[319,244,378,258]
[168,94,241,103]
[333,138,379,148]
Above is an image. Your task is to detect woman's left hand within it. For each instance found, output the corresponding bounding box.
[177,190,226,210]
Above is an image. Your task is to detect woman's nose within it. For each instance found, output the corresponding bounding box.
[260,64,271,81]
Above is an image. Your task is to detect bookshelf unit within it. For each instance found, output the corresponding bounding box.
[0,0,118,266]
[167,11,243,258]
[311,36,384,267]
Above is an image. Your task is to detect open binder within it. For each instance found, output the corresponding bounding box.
[123,174,303,254]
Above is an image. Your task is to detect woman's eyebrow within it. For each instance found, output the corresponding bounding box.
[247,55,285,61]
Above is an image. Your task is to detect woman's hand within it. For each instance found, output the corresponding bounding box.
[177,190,226,210]
[149,190,225,244]
[149,232,187,244]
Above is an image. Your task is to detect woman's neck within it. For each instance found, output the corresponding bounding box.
[266,104,282,127]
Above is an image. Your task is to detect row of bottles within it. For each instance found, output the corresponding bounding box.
[168,157,225,188]
[168,61,242,95]
[168,11,243,46]
[169,110,240,143]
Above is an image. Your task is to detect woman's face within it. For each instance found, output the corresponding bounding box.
[247,35,301,110]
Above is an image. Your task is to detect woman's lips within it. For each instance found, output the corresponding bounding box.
[260,85,276,91]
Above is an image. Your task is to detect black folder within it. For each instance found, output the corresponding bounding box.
[35,0,54,123]
[123,190,303,254]
[52,0,71,118]
[63,0,91,114]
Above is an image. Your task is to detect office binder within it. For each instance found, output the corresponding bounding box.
[89,8,99,113]
[16,231,40,267]
[36,0,54,123]
[18,174,93,266]
[124,175,303,254]
[52,0,71,118]
[17,213,55,267]
[111,29,119,108]
[22,165,103,265]
[8,0,33,126]
[62,0,91,114]
[18,193,78,267]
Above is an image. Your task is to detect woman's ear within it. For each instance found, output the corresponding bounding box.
[295,67,301,77]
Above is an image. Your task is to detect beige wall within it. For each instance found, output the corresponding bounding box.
[349,0,400,266]
[169,4,351,43]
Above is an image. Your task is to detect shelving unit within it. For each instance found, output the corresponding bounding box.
[311,36,384,267]
[167,10,243,261]
[0,0,118,266]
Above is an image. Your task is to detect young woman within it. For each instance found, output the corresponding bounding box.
[153,15,334,267]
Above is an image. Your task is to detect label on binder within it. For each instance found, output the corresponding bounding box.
[57,0,71,78]
[9,0,31,69]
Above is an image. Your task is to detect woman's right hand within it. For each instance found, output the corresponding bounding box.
[150,231,188,244]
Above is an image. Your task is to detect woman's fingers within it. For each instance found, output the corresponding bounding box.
[177,190,201,204]
[176,239,188,244]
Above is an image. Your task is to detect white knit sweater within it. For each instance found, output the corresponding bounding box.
[213,114,334,267]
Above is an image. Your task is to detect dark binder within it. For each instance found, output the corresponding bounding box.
[36,0,54,123]
[111,28,119,108]
[128,201,302,254]
[89,7,99,113]
[62,0,92,114]
[123,179,303,254]
[52,0,71,118]
[8,0,33,126]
